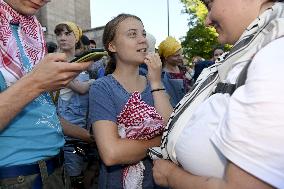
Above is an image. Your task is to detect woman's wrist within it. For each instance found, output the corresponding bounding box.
[167,163,181,187]
[150,81,163,89]
[151,88,165,93]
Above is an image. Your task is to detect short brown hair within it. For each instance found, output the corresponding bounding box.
[54,24,72,36]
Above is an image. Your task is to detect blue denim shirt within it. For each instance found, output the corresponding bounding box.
[162,71,186,107]
[57,72,90,140]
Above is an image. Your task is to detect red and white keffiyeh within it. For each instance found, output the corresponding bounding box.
[117,91,164,189]
[0,0,46,86]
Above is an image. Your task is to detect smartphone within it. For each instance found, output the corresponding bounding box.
[70,49,108,63]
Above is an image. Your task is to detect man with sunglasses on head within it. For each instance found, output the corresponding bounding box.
[0,0,91,188]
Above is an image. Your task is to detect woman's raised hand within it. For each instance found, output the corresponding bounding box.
[144,53,163,88]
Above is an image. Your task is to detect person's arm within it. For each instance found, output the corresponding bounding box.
[89,80,161,166]
[67,79,94,94]
[0,53,92,131]
[153,160,273,189]
[144,53,173,123]
[93,121,161,166]
[60,117,94,143]
[0,74,41,131]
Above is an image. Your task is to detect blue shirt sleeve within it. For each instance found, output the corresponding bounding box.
[89,79,117,124]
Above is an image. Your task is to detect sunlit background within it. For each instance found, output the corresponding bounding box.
[90,0,189,47]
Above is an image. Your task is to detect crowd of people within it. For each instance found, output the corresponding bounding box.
[0,0,284,189]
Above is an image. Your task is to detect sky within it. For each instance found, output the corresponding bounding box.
[90,0,190,47]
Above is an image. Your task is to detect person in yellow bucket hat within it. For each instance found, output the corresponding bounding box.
[158,36,182,59]
[158,36,193,107]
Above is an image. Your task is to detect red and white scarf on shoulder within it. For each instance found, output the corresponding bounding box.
[0,0,46,87]
[117,92,164,189]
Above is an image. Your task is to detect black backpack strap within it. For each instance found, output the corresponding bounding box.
[235,60,252,88]
[213,82,236,95]
[213,60,252,95]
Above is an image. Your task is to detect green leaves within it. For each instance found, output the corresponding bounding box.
[180,0,226,61]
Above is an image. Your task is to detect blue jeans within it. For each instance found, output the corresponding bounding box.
[63,146,85,177]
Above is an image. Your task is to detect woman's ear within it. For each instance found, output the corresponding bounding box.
[108,42,116,53]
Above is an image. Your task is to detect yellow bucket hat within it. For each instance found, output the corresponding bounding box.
[62,21,83,43]
[158,36,182,58]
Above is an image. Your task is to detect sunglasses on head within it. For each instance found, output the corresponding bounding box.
[214,53,223,57]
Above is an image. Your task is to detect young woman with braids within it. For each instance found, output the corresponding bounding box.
[88,13,172,188]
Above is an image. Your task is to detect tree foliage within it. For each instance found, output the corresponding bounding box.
[180,0,222,60]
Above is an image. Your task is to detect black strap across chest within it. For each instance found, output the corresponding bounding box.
[213,61,252,95]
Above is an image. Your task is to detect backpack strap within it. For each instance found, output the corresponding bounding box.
[213,60,252,95]
[0,71,7,92]
[235,60,251,88]
[213,82,236,95]
[49,90,60,105]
